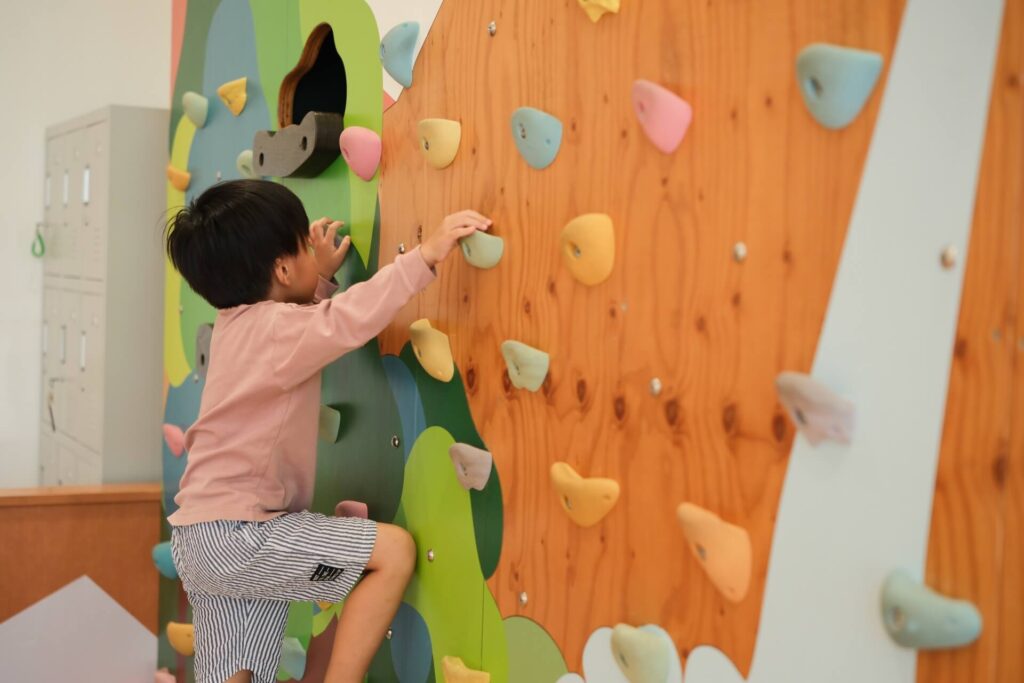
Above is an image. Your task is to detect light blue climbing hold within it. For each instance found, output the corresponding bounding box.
[182,91,209,128]
[279,636,307,679]
[390,602,433,683]
[881,569,982,650]
[511,107,563,170]
[380,22,419,89]
[151,541,178,580]
[796,43,883,130]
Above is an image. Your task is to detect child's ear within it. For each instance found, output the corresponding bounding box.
[273,257,292,286]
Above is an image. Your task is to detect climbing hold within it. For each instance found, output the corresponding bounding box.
[417,119,462,170]
[675,503,751,602]
[216,76,248,116]
[631,80,692,154]
[380,22,420,89]
[409,319,455,382]
[940,245,958,269]
[151,542,178,580]
[578,0,619,22]
[280,636,307,680]
[235,149,257,179]
[317,601,334,612]
[500,340,550,392]
[459,230,505,269]
[253,111,344,178]
[182,91,208,128]
[194,323,213,380]
[732,242,748,263]
[318,404,346,444]
[166,622,194,656]
[550,462,620,527]
[334,500,369,518]
[441,656,490,682]
[339,126,382,181]
[796,43,883,130]
[881,569,982,649]
[610,624,671,683]
[166,165,190,192]
[510,107,563,170]
[448,443,493,491]
[155,669,175,683]
[162,424,185,457]
[775,372,855,445]
[560,213,615,285]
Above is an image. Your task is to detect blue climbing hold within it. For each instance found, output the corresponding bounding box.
[380,22,419,89]
[152,541,178,580]
[881,569,982,650]
[796,43,883,130]
[511,107,563,170]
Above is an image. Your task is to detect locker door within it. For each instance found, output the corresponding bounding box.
[40,287,62,436]
[61,127,85,279]
[56,440,78,486]
[75,444,102,485]
[81,122,108,281]
[38,432,58,486]
[51,289,80,441]
[76,292,105,452]
[43,134,66,277]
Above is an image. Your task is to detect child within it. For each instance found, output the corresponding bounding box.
[165,179,491,683]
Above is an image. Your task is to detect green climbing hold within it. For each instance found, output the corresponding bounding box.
[500,340,550,392]
[796,43,883,130]
[459,231,505,269]
[881,569,982,650]
[318,403,346,444]
[182,91,209,128]
[610,623,671,683]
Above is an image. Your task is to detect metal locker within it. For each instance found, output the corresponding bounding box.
[50,289,81,440]
[43,134,67,277]
[81,122,109,281]
[75,292,106,452]
[56,440,78,486]
[38,433,58,486]
[60,127,86,279]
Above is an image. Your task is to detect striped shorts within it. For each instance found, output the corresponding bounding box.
[170,511,377,683]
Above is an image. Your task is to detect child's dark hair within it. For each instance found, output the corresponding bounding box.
[165,180,309,308]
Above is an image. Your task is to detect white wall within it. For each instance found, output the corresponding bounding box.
[0,1,169,487]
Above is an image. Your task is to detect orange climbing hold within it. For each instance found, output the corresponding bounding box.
[166,622,195,656]
[560,213,615,285]
[676,503,751,602]
[166,165,191,192]
[550,462,620,527]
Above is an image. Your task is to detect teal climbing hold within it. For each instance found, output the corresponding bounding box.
[279,636,307,680]
[152,541,178,580]
[796,43,883,130]
[881,569,982,649]
[500,340,550,392]
[510,107,563,170]
[459,231,504,270]
[380,22,419,89]
[182,91,209,128]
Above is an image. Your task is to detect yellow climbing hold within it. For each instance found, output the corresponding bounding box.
[166,622,195,656]
[166,164,191,192]
[676,503,752,602]
[217,77,248,116]
[442,656,490,682]
[317,601,334,611]
[578,0,620,22]
[417,119,461,169]
[550,462,620,527]
[409,319,455,382]
[561,213,615,285]
[610,624,671,683]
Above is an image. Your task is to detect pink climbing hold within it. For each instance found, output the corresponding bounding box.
[339,126,382,181]
[155,668,175,683]
[334,500,369,518]
[631,79,692,154]
[162,423,185,457]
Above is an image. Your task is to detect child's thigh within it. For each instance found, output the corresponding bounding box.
[189,592,288,683]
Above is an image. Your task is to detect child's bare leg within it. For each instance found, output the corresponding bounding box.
[224,670,252,683]
[323,524,416,683]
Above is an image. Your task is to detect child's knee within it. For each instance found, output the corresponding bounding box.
[372,524,416,575]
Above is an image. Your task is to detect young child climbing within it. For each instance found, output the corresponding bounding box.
[164,179,491,683]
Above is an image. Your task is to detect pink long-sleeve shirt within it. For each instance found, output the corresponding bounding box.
[167,248,435,526]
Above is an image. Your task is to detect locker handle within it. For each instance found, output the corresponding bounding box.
[82,166,90,205]
[62,170,69,207]
[59,325,66,364]
[79,331,86,371]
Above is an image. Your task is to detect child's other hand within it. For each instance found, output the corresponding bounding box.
[309,217,350,280]
[420,210,492,268]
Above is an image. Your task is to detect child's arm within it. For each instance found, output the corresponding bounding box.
[272,210,491,388]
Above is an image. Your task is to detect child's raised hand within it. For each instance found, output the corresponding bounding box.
[309,217,350,280]
[420,210,492,268]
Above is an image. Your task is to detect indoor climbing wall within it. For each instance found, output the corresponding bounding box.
[159,0,1024,682]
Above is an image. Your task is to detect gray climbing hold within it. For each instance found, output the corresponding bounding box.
[194,324,213,380]
[501,340,550,392]
[775,371,855,445]
[380,22,420,89]
[252,111,343,178]
[881,569,982,650]
[796,43,884,130]
[459,231,505,269]
[510,107,563,170]
[448,443,494,491]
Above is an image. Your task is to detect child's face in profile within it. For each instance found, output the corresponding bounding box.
[293,238,322,303]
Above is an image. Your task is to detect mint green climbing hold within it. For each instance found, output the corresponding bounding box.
[151,542,178,580]
[500,340,550,392]
[279,636,307,680]
[182,91,209,128]
[511,107,563,170]
[610,624,670,683]
[796,43,883,130]
[504,617,567,683]
[459,231,505,269]
[318,404,345,444]
[881,569,982,650]
[380,22,419,89]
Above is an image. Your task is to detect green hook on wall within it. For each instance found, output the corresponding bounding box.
[31,223,46,258]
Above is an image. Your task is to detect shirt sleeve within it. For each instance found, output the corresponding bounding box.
[271,247,435,388]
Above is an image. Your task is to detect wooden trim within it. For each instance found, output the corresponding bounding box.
[278,23,333,128]
[0,483,162,508]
